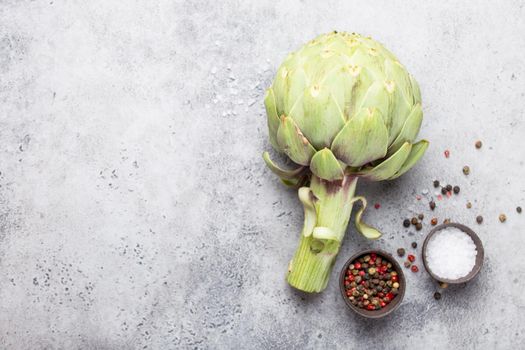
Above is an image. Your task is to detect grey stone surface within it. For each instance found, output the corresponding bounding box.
[1,0,524,349]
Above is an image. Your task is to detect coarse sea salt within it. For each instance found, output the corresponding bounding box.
[426,227,477,280]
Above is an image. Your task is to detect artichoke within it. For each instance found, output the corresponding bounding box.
[263,32,428,293]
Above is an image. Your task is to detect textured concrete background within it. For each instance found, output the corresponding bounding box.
[1,1,524,349]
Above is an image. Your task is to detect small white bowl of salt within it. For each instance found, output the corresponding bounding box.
[422,223,484,284]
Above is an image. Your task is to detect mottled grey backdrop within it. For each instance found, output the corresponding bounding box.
[1,1,524,349]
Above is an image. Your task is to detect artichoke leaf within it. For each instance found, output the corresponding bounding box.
[296,85,346,149]
[276,116,316,166]
[310,148,344,181]
[264,89,280,150]
[312,226,340,242]
[281,176,308,188]
[388,103,423,155]
[331,107,389,167]
[298,187,317,237]
[389,140,429,179]
[358,142,412,181]
[263,151,305,180]
[350,196,382,239]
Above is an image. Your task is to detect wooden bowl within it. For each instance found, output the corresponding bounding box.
[422,223,484,284]
[339,249,405,318]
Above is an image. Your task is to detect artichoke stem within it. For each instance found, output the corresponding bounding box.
[286,175,358,293]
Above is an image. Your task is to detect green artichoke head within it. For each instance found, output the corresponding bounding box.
[264,32,428,183]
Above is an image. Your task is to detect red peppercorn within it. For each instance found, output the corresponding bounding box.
[411,265,419,272]
[354,262,361,269]
[370,253,377,260]
[380,301,386,308]
[374,203,381,209]
[348,275,355,282]
[367,304,375,311]
[386,292,394,301]
[344,281,350,286]
[378,292,384,298]
[444,150,450,158]
[391,275,398,282]
[360,280,366,285]
[407,254,415,262]
[359,270,365,276]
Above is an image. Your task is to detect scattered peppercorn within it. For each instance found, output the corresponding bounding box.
[411,242,417,249]
[434,292,442,300]
[429,201,436,210]
[416,222,423,231]
[411,217,418,225]
[466,201,472,209]
[431,218,438,226]
[444,150,450,158]
[397,248,405,257]
[374,203,381,209]
[463,166,470,175]
[407,254,415,263]
[475,140,482,149]
[446,184,452,192]
[433,180,440,188]
[439,282,449,289]
[441,187,447,195]
[418,213,424,220]
[443,218,451,224]
[404,261,411,268]
[411,265,419,272]
[453,186,460,194]
[476,215,483,224]
[499,214,507,223]
[517,206,522,214]
[403,219,410,227]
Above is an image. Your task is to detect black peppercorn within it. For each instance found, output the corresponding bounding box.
[518,206,522,214]
[453,185,460,194]
[441,187,447,195]
[418,213,424,220]
[476,215,483,224]
[403,219,410,227]
[397,248,405,257]
[433,180,440,188]
[429,201,436,210]
[434,292,442,300]
[411,242,417,249]
[446,184,452,192]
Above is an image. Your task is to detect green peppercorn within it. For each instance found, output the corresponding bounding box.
[368,267,376,275]
[453,185,460,194]
[463,166,470,175]
[349,264,354,270]
[499,214,507,223]
[364,255,370,262]
[404,261,411,268]
[433,180,440,188]
[429,201,436,210]
[403,219,410,227]
[393,282,400,289]
[476,215,483,224]
[466,201,472,209]
[363,300,369,306]
[386,263,392,268]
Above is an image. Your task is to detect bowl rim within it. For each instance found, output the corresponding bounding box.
[421,222,484,284]
[339,249,406,319]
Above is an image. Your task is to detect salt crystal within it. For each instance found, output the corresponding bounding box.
[426,227,477,280]
[211,67,217,74]
[421,189,429,195]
